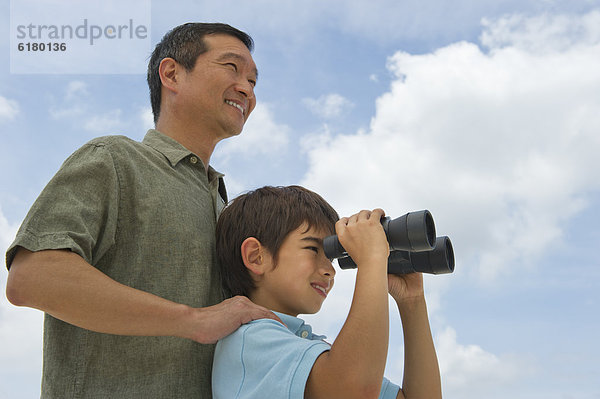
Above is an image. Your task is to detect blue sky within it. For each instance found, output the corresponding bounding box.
[2,1,600,398]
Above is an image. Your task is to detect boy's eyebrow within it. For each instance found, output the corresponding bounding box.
[301,236,323,245]
[216,52,259,80]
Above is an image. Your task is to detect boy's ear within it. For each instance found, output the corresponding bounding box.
[240,237,268,276]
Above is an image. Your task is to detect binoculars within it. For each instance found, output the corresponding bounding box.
[323,210,455,275]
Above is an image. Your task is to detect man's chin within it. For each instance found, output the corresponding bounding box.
[217,125,244,141]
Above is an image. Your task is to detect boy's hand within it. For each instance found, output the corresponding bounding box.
[336,208,390,269]
[308,209,391,398]
[388,272,425,303]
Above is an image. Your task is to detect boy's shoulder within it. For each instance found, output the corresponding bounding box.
[215,313,330,366]
[235,313,327,342]
[213,316,331,399]
[219,317,290,347]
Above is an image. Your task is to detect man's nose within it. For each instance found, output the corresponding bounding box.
[235,79,255,100]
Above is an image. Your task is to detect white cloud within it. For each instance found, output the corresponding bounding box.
[0,207,43,388]
[65,81,89,102]
[0,301,43,371]
[83,109,125,133]
[176,0,593,50]
[301,11,600,281]
[49,80,88,120]
[140,107,154,131]
[435,327,530,397]
[304,270,529,397]
[299,13,599,395]
[215,102,290,162]
[480,11,600,53]
[0,206,18,254]
[303,93,355,119]
[0,95,19,120]
[50,81,127,134]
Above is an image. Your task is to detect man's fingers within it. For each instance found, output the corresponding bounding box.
[230,296,284,326]
[193,297,286,344]
[259,309,284,326]
[246,304,284,326]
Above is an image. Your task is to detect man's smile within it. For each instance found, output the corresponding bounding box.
[225,99,245,115]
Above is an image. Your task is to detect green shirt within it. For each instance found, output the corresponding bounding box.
[6,129,227,398]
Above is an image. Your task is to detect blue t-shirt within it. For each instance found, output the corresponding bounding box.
[212,312,400,399]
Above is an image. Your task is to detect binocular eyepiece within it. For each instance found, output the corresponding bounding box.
[323,210,455,275]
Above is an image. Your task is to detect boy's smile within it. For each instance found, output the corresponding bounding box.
[249,224,335,317]
[311,281,329,298]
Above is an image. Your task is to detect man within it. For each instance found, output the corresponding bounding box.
[5,23,278,398]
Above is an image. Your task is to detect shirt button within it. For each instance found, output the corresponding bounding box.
[190,156,198,164]
[301,330,309,338]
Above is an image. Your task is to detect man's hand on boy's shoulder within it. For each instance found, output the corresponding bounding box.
[184,296,283,344]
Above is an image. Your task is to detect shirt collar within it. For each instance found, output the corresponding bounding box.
[142,129,193,167]
[273,311,327,341]
[142,129,225,181]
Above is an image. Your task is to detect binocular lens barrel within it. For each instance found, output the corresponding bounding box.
[383,210,436,251]
[337,236,455,275]
[323,210,436,260]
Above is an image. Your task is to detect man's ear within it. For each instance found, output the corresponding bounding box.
[158,57,180,94]
[240,237,268,276]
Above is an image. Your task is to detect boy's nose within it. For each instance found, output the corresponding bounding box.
[321,258,336,277]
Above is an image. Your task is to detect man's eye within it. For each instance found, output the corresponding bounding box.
[225,63,237,71]
[248,79,256,87]
[306,246,319,253]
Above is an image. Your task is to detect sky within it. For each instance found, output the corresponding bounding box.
[1,0,600,398]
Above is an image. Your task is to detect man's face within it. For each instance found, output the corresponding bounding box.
[177,34,257,139]
[255,224,336,317]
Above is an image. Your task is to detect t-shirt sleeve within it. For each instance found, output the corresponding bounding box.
[212,319,331,399]
[6,140,119,268]
[380,377,401,399]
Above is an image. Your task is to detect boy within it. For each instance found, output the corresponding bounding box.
[213,185,442,398]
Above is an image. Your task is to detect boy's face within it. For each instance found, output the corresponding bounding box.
[252,223,335,317]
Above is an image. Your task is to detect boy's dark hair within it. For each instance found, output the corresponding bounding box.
[216,185,339,298]
[147,22,254,124]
